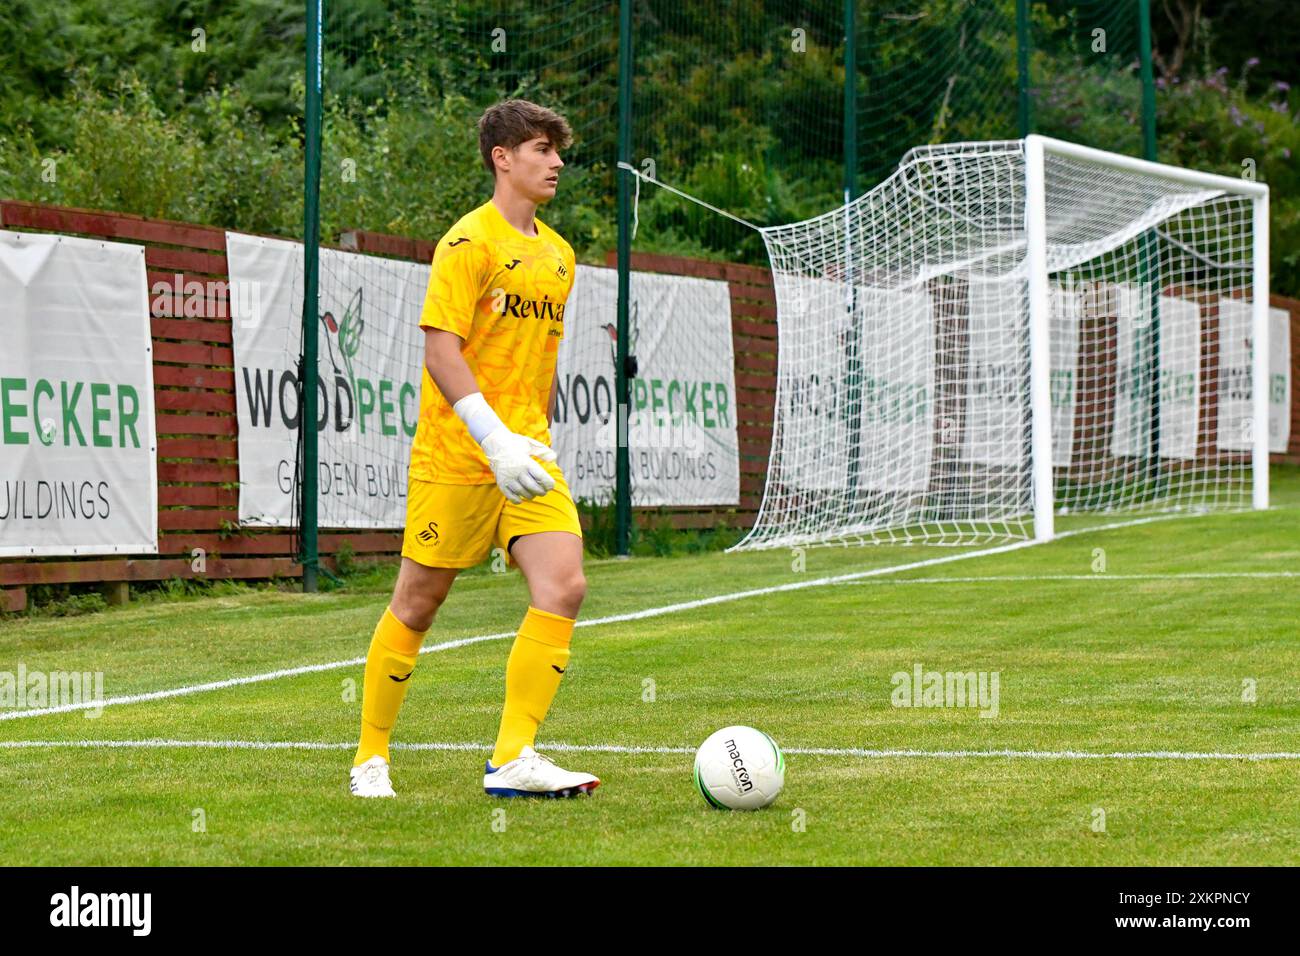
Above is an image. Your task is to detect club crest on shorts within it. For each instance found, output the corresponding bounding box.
[415,521,439,545]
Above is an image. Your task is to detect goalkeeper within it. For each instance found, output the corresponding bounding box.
[349,100,597,799]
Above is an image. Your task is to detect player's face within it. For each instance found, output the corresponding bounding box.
[504,135,564,203]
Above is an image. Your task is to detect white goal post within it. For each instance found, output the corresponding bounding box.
[733,135,1272,552]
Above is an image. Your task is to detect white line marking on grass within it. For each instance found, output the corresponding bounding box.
[0,631,517,723]
[3,739,1299,760]
[833,571,1300,586]
[0,512,1206,723]
[786,747,1300,761]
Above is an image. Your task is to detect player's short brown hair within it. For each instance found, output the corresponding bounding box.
[478,99,573,176]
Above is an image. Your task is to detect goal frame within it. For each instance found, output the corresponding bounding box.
[1023,134,1270,542]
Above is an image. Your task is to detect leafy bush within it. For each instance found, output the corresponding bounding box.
[0,77,300,234]
[575,494,622,558]
[22,585,109,618]
[1158,64,1299,292]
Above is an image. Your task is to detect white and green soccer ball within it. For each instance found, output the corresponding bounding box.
[693,725,785,810]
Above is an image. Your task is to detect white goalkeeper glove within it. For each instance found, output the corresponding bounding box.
[453,392,557,504]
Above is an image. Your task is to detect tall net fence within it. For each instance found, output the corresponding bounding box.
[309,1,1155,272]
[291,0,1167,558]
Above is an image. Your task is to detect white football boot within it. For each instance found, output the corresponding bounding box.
[349,755,396,798]
[483,745,600,798]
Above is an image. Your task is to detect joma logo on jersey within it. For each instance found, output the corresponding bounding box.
[556,262,567,278]
[416,521,439,544]
[500,293,565,322]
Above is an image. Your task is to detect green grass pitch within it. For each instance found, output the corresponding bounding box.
[3,467,1298,866]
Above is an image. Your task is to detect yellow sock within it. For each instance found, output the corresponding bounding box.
[490,606,574,767]
[353,607,427,767]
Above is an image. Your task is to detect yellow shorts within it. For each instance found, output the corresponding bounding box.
[401,460,582,569]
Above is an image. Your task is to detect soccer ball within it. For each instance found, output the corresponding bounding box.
[693,725,785,810]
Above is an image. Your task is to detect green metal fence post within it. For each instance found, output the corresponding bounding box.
[615,0,633,556]
[1138,0,1158,161]
[1137,0,1162,491]
[844,0,857,205]
[1016,0,1032,136]
[301,0,323,592]
[843,0,864,495]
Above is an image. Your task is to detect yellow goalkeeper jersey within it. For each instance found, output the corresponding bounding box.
[409,199,576,484]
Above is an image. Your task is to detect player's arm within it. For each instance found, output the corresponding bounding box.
[547,373,558,428]
[424,328,480,406]
[423,326,556,503]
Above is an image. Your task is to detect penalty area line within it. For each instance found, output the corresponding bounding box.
[0,511,1206,723]
[2,739,1299,761]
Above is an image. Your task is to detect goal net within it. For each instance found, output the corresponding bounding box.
[733,136,1270,551]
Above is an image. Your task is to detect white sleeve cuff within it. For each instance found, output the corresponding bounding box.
[451,391,506,445]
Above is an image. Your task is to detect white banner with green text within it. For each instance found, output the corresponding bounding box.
[0,231,157,557]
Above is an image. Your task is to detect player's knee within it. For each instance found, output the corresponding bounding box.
[569,571,587,608]
[392,578,449,632]
[534,570,585,615]
[391,595,436,632]
[558,570,587,612]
